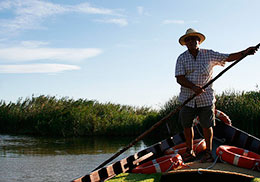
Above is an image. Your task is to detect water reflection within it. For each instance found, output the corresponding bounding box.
[0,134,157,182]
[0,134,155,156]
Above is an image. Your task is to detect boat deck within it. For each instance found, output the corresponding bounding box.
[164,161,260,179]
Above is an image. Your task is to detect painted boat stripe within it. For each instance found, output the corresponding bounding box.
[152,160,161,173]
[233,154,240,165]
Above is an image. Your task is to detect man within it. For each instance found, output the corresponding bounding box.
[175,28,258,162]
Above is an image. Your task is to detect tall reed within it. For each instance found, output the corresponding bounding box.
[0,91,259,138]
[0,95,158,137]
[215,91,260,137]
[160,91,260,138]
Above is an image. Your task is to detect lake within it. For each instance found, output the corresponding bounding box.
[0,134,156,182]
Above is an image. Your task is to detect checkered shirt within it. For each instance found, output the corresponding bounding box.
[175,49,229,108]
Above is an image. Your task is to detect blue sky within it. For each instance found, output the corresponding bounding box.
[0,0,260,109]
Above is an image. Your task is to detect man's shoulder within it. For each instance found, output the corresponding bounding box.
[199,48,213,53]
[179,49,213,56]
[178,50,189,58]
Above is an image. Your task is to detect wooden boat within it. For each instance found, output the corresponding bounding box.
[72,115,260,182]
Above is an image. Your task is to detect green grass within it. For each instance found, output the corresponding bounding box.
[107,173,161,182]
[0,91,259,138]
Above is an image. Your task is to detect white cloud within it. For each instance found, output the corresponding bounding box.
[137,6,144,15]
[0,64,80,73]
[0,47,102,63]
[72,2,116,15]
[137,6,149,16]
[20,40,49,48]
[95,18,128,27]
[15,0,67,17]
[0,0,67,31]
[0,1,12,10]
[0,0,124,32]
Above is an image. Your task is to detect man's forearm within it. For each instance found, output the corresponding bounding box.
[225,51,245,62]
[226,46,258,62]
[176,75,205,95]
[176,75,195,89]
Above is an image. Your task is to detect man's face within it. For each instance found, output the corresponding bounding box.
[184,36,200,50]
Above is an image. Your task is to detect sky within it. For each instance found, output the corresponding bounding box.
[0,0,260,109]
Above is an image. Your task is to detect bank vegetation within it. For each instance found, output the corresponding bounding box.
[0,91,259,138]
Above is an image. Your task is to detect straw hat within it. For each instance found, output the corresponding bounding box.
[179,28,206,46]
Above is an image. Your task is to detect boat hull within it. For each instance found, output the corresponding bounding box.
[72,119,260,182]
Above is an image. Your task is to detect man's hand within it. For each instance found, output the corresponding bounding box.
[226,44,259,62]
[192,85,205,95]
[244,46,259,56]
[176,75,205,95]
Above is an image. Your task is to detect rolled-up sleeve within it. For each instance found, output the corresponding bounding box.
[210,50,229,66]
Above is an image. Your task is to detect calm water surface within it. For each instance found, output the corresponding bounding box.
[0,134,156,182]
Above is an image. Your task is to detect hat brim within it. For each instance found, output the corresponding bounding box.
[179,32,205,46]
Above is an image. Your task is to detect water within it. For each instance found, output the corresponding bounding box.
[0,134,155,182]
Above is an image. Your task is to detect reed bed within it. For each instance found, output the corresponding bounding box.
[0,91,259,138]
[215,91,260,137]
[0,95,158,137]
[160,91,260,138]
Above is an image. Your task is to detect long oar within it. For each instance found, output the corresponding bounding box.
[92,43,260,172]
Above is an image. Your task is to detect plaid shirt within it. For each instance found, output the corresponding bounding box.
[175,49,229,108]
